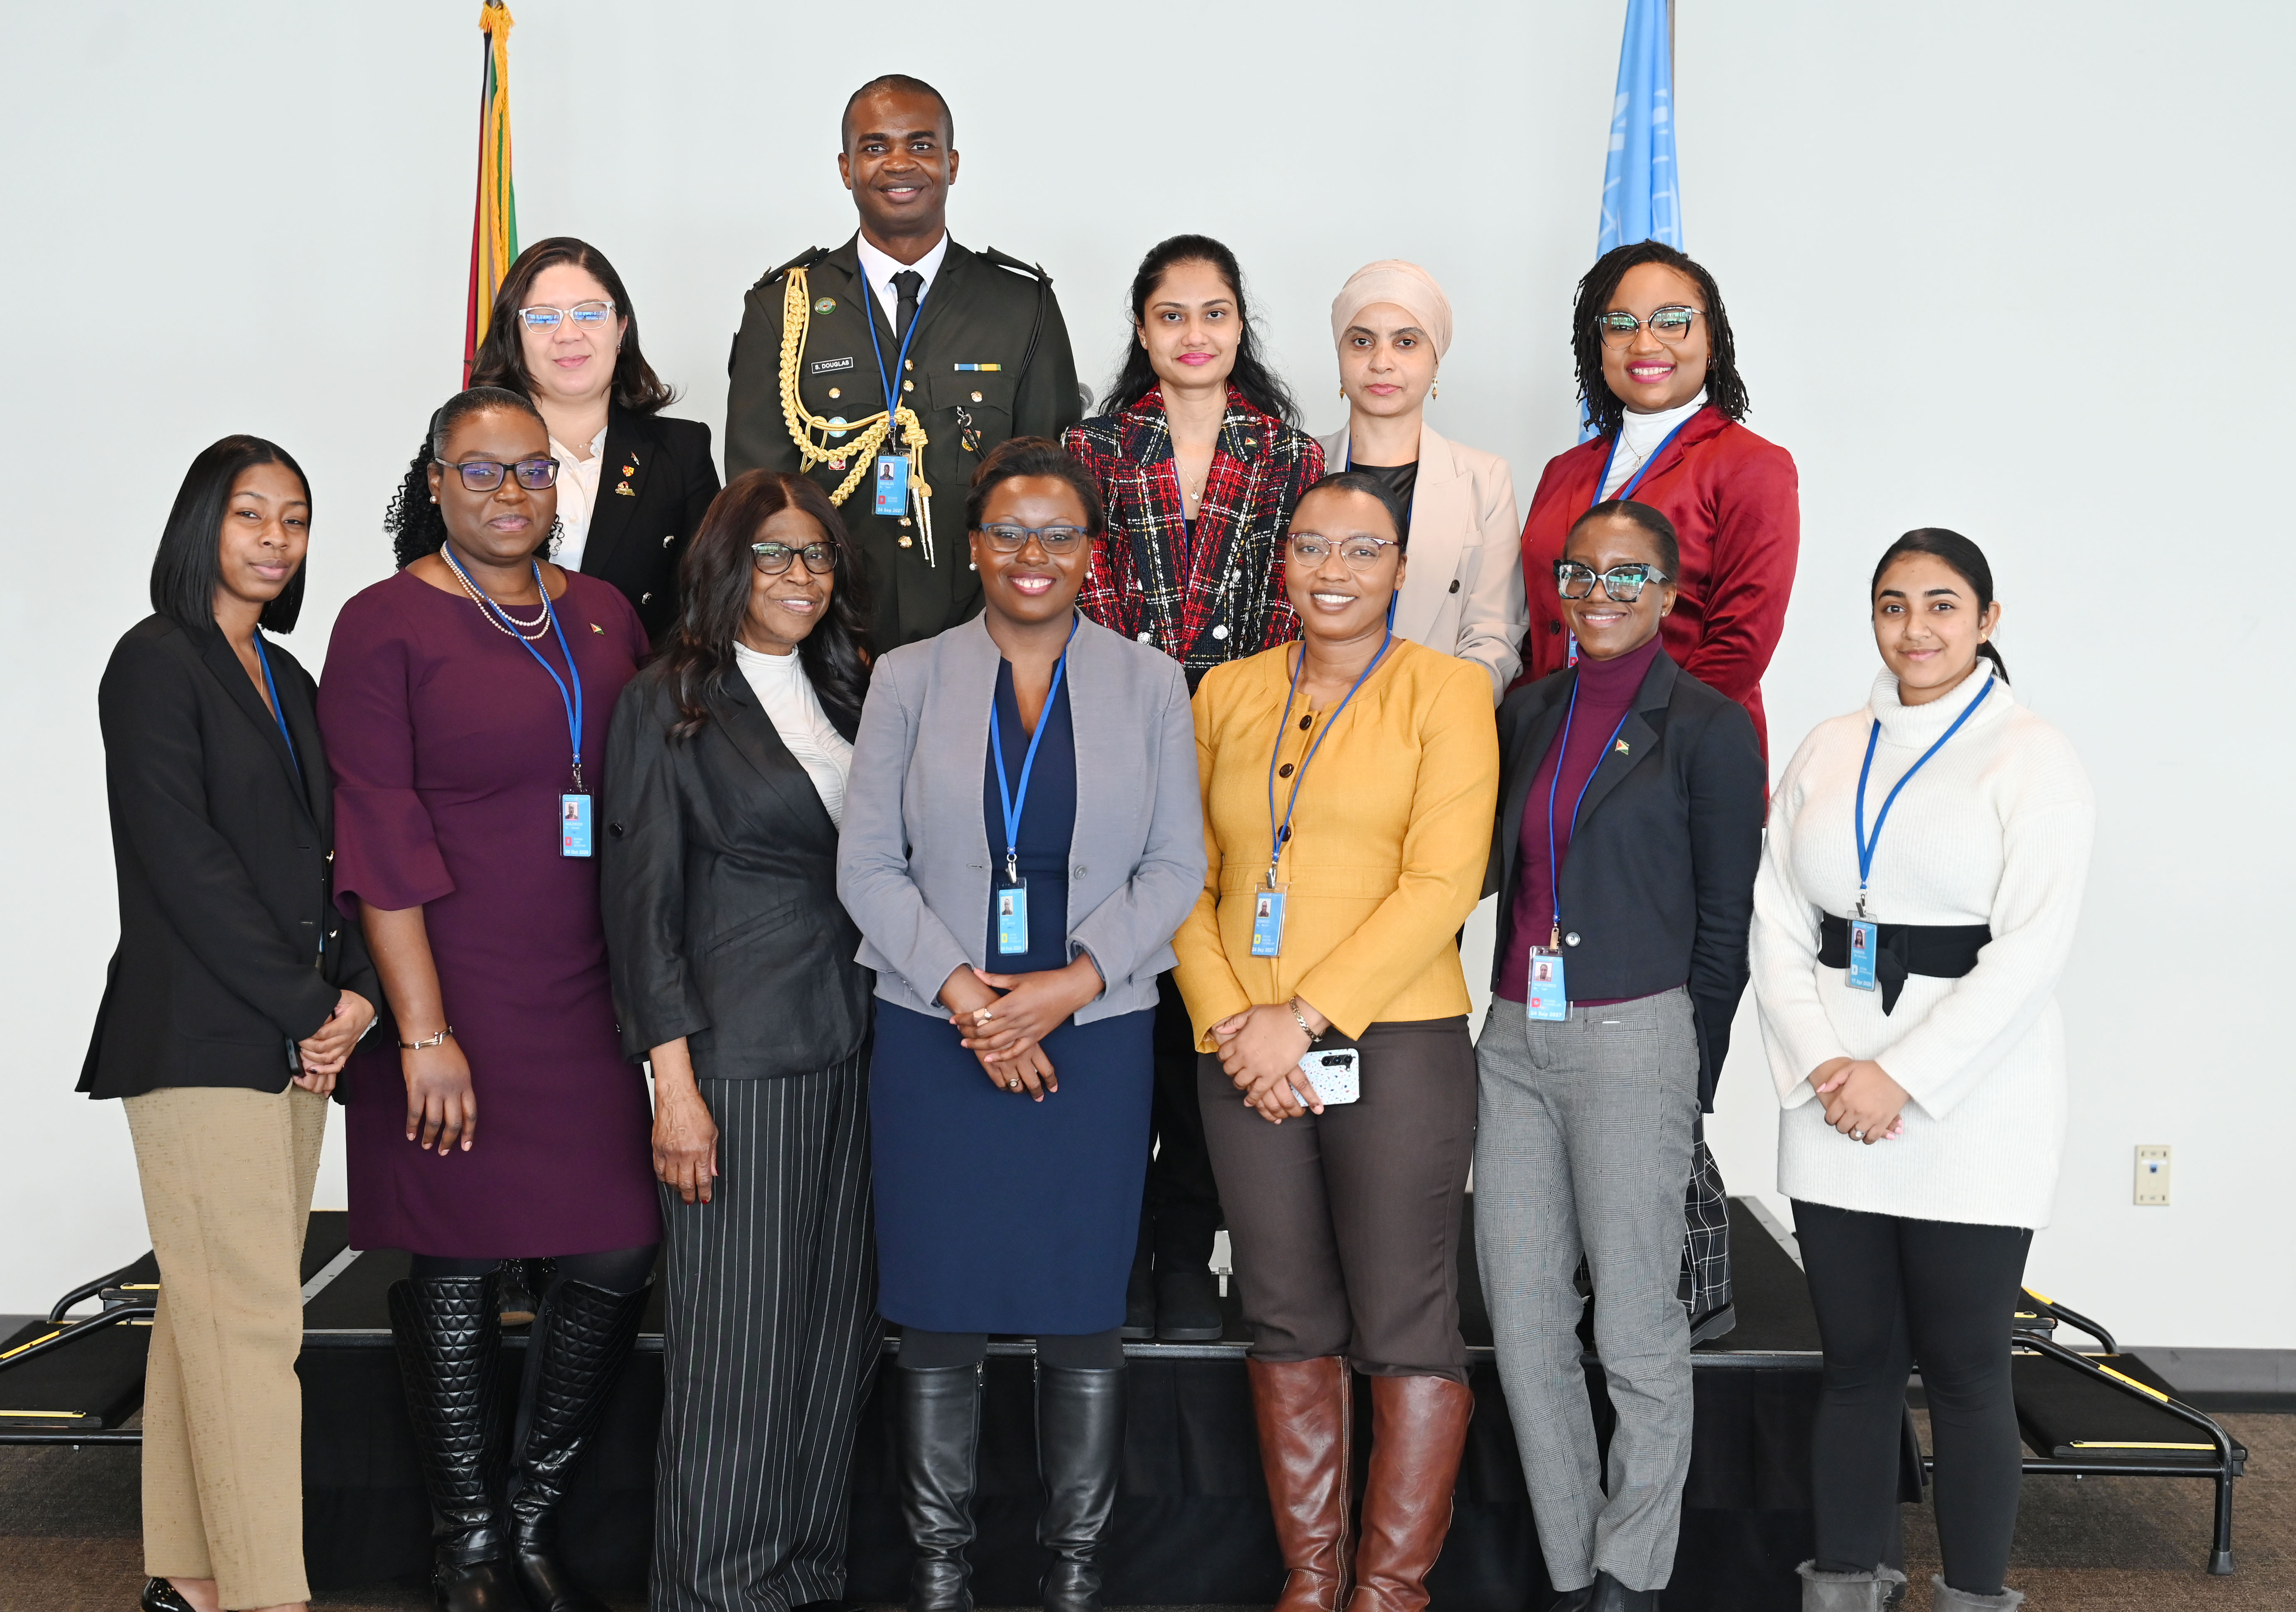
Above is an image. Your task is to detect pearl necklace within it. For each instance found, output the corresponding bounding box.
[449,560,551,641]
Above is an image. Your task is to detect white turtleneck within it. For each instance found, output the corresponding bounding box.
[1749,661,2095,1229]
[733,641,853,827]
[1601,388,1707,498]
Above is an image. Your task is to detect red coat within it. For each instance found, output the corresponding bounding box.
[1516,407,1799,754]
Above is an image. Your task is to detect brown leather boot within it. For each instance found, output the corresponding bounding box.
[1347,1374,1474,1612]
[1247,1357,1355,1612]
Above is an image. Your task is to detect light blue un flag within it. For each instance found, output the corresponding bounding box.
[1598,0,1681,254]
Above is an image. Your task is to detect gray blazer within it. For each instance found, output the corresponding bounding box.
[837,612,1206,1022]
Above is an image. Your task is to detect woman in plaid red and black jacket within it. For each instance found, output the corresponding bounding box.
[1061,235,1323,1354]
[1065,235,1324,696]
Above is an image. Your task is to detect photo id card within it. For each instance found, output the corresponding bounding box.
[1847,917,1878,991]
[1250,885,1288,958]
[1525,948,1568,1022]
[872,453,911,518]
[560,793,593,858]
[996,879,1030,956]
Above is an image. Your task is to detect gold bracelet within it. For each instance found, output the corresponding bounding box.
[397,1026,453,1050]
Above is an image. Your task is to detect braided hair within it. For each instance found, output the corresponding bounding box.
[1570,240,1750,440]
[382,387,559,569]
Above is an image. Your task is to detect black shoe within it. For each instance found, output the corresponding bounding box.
[1587,1570,1659,1610]
[1154,1264,1224,1341]
[894,1361,985,1612]
[139,1581,196,1612]
[1121,1239,1155,1340]
[1036,1363,1126,1612]
[387,1273,522,1612]
[503,1276,648,1612]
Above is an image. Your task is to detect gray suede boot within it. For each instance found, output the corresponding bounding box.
[1929,1577,2025,1610]
[1796,1561,1907,1611]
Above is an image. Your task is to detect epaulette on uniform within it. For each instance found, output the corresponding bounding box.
[978,246,1053,284]
[752,246,828,292]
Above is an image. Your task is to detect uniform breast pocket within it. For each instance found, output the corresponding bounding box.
[929,370,1017,458]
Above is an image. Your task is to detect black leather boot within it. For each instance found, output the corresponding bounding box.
[502,1276,648,1612]
[895,1361,985,1612]
[388,1273,519,1612]
[1036,1362,1126,1612]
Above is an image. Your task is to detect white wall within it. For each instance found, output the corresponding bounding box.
[2,2,2287,1348]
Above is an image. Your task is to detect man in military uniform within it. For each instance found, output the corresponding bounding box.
[727,75,1083,648]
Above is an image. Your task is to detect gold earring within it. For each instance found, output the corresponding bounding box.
[1432,380,1440,400]
[1339,386,1346,399]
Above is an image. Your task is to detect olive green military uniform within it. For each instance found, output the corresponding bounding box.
[726,235,1083,649]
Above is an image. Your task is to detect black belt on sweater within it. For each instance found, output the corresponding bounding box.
[1818,914,1991,1015]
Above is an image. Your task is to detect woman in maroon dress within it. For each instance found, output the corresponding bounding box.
[319,386,659,1612]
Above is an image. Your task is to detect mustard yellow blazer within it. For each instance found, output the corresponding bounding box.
[1173,637,1500,1051]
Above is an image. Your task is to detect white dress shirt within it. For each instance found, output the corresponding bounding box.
[733,641,854,827]
[853,231,950,335]
[549,425,609,573]
[1600,389,1708,499]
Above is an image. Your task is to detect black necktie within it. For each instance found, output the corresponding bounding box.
[892,269,924,343]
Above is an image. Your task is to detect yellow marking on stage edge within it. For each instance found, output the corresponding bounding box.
[0,1330,61,1361]
[2070,1441,2213,1450]
[0,1408,90,1418]
[2095,1364,2173,1403]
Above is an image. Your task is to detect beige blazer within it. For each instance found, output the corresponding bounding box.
[1316,421,1526,702]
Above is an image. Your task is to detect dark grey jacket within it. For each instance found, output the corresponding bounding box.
[1490,649,1767,1107]
[601,661,872,1078]
[837,613,1203,1022]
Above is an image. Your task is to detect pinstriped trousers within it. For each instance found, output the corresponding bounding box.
[650,1055,881,1612]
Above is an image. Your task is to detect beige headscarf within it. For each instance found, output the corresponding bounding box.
[1329,260,1454,360]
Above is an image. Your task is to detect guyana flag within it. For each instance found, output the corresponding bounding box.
[462,2,519,383]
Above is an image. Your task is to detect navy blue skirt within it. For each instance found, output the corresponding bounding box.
[870,999,1153,1334]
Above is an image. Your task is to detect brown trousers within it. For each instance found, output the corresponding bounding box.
[1199,1017,1477,1380]
[124,1083,327,1609]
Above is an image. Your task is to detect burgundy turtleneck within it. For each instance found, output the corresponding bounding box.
[1495,634,1665,1005]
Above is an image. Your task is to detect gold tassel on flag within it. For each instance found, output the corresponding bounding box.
[462,1,519,383]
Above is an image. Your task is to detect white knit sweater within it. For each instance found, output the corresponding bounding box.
[1750,663,2094,1229]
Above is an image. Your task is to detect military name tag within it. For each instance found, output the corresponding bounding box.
[809,355,854,375]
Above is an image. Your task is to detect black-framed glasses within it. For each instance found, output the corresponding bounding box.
[441,457,559,492]
[1595,306,1699,346]
[979,523,1090,555]
[1556,561,1670,601]
[1288,534,1402,571]
[517,301,616,329]
[752,540,838,576]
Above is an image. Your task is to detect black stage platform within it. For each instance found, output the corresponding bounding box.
[14,1198,1848,1611]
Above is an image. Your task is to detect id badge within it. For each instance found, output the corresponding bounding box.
[1250,884,1288,958]
[995,879,1030,956]
[1525,948,1568,1022]
[872,453,911,518]
[1847,918,1878,991]
[560,793,593,858]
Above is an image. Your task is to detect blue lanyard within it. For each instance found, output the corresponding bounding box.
[989,617,1077,882]
[1544,679,1635,946]
[863,279,927,451]
[251,634,302,780]
[1265,631,1393,882]
[443,548,586,790]
[1853,674,1995,916]
[1591,415,1693,507]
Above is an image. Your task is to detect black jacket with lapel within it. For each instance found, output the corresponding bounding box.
[601,660,872,1078]
[1489,648,1767,1106]
[80,615,378,1098]
[578,404,720,649]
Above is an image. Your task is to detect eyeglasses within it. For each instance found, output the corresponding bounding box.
[1288,534,1402,570]
[1556,561,1670,602]
[517,301,616,329]
[752,540,838,575]
[440,457,559,492]
[979,524,1090,555]
[1594,306,1700,346]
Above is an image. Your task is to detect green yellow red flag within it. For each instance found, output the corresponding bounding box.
[462,2,519,383]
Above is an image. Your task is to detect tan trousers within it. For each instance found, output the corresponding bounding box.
[124,1083,327,1610]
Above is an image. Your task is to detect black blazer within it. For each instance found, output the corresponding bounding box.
[578,405,721,647]
[80,616,378,1099]
[601,660,872,1078]
[1489,649,1767,1107]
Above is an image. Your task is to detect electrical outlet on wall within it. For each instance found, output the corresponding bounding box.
[2134,1145,2171,1206]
